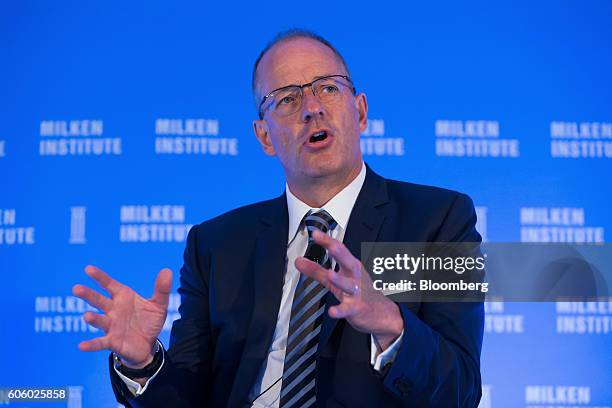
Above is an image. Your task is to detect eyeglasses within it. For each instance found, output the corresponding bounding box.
[258,74,355,119]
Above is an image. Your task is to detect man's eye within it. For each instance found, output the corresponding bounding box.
[321,84,339,94]
[277,96,296,106]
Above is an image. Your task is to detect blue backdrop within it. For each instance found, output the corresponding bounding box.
[2,1,611,407]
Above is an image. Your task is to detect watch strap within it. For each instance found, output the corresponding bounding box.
[113,340,163,379]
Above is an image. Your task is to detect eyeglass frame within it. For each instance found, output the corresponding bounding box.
[257,74,356,119]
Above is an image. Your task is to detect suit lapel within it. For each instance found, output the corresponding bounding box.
[228,195,288,407]
[319,165,389,349]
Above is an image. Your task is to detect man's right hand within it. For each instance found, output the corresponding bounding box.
[72,265,172,369]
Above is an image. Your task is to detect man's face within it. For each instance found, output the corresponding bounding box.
[253,37,368,183]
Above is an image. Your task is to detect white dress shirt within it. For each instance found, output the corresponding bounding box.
[116,161,403,404]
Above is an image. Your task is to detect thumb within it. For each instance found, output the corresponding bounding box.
[150,268,173,308]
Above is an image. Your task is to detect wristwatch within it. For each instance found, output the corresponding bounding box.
[113,340,163,379]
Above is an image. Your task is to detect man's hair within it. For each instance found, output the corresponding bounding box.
[252,29,352,107]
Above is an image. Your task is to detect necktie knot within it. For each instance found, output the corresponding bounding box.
[304,209,337,237]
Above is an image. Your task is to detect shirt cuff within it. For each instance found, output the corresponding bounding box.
[113,340,165,397]
[370,330,404,372]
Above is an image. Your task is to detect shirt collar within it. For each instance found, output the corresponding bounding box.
[286,161,366,243]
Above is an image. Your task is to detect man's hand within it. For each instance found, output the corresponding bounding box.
[72,265,172,368]
[295,230,403,351]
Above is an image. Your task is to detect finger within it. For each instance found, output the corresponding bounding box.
[329,272,360,295]
[295,256,334,287]
[85,265,122,296]
[72,284,112,312]
[83,311,110,332]
[78,336,110,352]
[329,302,357,319]
[150,268,173,308]
[311,230,361,276]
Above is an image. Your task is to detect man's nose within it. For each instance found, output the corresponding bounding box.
[300,87,325,122]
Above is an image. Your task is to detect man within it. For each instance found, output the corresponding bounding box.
[73,30,484,407]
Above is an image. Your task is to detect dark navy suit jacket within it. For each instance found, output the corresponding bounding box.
[110,165,484,407]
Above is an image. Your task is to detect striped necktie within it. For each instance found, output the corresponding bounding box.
[279,209,337,408]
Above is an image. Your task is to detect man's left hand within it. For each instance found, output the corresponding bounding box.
[295,230,404,351]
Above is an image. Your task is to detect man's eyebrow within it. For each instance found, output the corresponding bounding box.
[265,74,340,96]
[282,74,338,87]
[281,74,338,88]
[312,74,335,81]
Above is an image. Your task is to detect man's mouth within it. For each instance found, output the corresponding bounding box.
[309,130,328,143]
[304,129,334,151]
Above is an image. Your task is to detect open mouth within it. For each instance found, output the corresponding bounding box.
[309,130,328,143]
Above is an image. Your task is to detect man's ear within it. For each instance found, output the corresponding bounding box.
[355,92,369,134]
[253,119,276,156]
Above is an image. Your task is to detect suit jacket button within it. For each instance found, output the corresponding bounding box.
[394,377,411,396]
